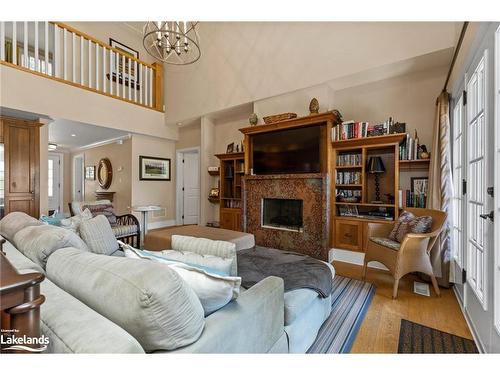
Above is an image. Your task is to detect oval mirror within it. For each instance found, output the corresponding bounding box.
[97,158,113,190]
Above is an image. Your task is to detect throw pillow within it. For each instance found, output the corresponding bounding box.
[13,225,89,269]
[0,212,44,243]
[82,203,117,225]
[389,211,433,243]
[123,244,241,316]
[46,247,205,352]
[79,215,119,255]
[60,208,93,233]
[171,235,238,276]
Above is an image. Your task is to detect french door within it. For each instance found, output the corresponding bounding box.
[466,52,492,309]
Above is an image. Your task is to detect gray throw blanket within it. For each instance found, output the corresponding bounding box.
[237,246,333,298]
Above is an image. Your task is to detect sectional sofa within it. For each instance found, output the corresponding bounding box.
[0,212,334,353]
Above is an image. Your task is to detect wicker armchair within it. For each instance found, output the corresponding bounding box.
[68,201,141,248]
[362,207,447,299]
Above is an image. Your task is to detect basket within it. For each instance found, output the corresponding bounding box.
[263,112,297,124]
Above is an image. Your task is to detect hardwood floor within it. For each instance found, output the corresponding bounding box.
[333,260,474,353]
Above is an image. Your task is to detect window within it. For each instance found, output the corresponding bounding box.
[452,95,465,268]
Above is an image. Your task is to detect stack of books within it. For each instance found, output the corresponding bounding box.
[336,171,361,185]
[336,189,362,200]
[336,153,361,166]
[398,190,427,208]
[332,117,404,141]
[399,133,420,160]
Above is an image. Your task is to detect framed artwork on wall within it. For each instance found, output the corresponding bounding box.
[85,166,95,180]
[108,38,140,90]
[139,156,171,181]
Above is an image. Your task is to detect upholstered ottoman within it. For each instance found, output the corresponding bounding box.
[144,225,255,251]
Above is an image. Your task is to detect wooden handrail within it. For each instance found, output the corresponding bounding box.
[51,22,156,70]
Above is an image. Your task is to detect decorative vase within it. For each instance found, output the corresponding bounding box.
[309,98,319,114]
[249,113,258,126]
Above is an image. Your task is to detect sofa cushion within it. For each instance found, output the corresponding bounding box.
[37,275,144,353]
[171,235,237,276]
[79,215,119,255]
[46,248,205,352]
[0,212,44,244]
[13,225,89,269]
[124,246,240,316]
[112,224,139,238]
[369,236,401,251]
[2,238,44,274]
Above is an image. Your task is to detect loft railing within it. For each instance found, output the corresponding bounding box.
[0,21,163,112]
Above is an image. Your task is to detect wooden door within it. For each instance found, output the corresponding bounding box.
[3,119,40,218]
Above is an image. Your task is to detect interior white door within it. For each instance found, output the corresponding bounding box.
[73,155,84,202]
[182,152,200,225]
[466,52,493,309]
[48,153,61,213]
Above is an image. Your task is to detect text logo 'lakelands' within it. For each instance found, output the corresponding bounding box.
[0,332,49,353]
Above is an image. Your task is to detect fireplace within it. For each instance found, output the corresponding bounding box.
[262,198,303,232]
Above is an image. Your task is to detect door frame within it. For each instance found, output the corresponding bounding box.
[48,151,64,213]
[72,153,85,202]
[175,147,201,225]
[494,25,500,335]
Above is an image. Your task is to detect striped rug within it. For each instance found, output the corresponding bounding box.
[307,275,375,353]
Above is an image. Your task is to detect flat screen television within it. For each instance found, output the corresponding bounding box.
[252,125,321,174]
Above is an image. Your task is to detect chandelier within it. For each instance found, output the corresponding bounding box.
[143,21,201,65]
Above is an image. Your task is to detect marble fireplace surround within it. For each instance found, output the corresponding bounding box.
[242,173,330,261]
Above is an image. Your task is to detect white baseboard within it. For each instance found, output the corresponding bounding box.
[148,219,176,230]
[452,285,485,353]
[329,248,389,271]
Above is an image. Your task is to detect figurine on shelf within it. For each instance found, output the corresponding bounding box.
[309,98,319,114]
[419,145,430,159]
[249,113,258,126]
[236,144,240,152]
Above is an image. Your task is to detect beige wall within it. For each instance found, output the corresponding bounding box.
[131,134,176,225]
[176,122,201,150]
[73,139,133,216]
[165,22,459,124]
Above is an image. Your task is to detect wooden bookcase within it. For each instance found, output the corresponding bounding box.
[216,152,245,231]
[331,134,405,252]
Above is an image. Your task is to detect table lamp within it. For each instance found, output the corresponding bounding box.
[367,156,385,203]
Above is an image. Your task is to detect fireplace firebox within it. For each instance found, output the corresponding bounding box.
[261,198,303,232]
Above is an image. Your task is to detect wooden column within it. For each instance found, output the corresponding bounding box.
[153,62,164,112]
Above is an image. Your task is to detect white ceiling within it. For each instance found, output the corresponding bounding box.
[49,119,130,150]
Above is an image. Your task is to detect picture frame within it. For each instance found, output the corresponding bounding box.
[209,188,220,198]
[226,142,235,154]
[411,177,428,196]
[85,166,95,180]
[108,38,140,90]
[139,156,171,181]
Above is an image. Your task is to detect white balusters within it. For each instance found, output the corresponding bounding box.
[148,66,153,107]
[144,65,148,106]
[63,28,67,80]
[128,58,132,100]
[102,45,106,93]
[115,50,119,96]
[88,39,92,88]
[23,22,28,68]
[44,22,49,75]
[0,22,5,61]
[12,21,17,65]
[54,24,59,77]
[139,63,143,105]
[133,60,137,102]
[109,49,113,95]
[34,22,39,71]
[80,36,84,85]
[121,53,125,98]
[72,32,76,81]
[96,44,99,91]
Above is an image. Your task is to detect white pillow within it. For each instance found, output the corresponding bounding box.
[60,208,93,233]
[158,249,233,275]
[122,243,241,316]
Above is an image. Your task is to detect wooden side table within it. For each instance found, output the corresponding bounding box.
[0,252,46,353]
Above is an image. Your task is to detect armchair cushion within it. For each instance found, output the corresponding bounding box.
[369,236,401,251]
[389,211,433,243]
[112,224,139,238]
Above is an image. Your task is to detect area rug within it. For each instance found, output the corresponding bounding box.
[307,275,375,353]
[398,319,479,353]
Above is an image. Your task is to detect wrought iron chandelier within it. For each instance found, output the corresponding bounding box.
[143,21,201,65]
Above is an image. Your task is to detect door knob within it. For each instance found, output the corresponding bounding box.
[479,211,494,222]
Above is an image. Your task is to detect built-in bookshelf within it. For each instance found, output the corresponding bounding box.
[216,152,245,231]
[331,133,405,252]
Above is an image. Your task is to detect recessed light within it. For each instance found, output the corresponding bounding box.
[71,134,76,137]
[177,122,182,126]
[48,143,57,151]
